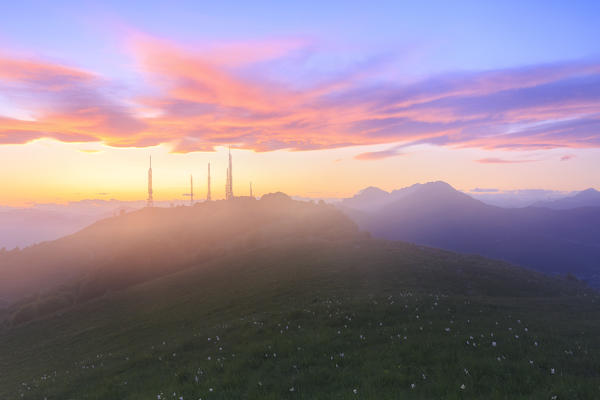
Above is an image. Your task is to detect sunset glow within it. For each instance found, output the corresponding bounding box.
[1,1,599,204]
[3,4,600,399]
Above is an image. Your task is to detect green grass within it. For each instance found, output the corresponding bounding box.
[1,239,599,399]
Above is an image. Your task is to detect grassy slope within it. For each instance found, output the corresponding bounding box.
[1,239,599,399]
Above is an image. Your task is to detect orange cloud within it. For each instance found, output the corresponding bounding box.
[1,38,600,153]
[0,53,147,145]
[354,149,404,160]
[476,158,538,164]
[0,54,93,86]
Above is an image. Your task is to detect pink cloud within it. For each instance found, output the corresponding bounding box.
[560,154,575,161]
[0,54,93,87]
[475,158,538,164]
[0,54,147,146]
[1,37,600,153]
[354,147,404,160]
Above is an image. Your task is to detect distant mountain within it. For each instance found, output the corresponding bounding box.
[533,188,600,209]
[339,181,468,212]
[0,200,147,249]
[469,189,568,208]
[0,208,98,250]
[338,186,390,211]
[341,182,600,287]
[0,199,207,250]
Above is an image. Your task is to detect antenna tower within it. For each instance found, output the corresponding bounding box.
[190,174,194,205]
[207,162,212,201]
[225,146,234,200]
[147,156,153,207]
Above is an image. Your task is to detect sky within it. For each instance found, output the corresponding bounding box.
[0,0,599,205]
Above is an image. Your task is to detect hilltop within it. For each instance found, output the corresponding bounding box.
[0,195,359,322]
[0,197,599,399]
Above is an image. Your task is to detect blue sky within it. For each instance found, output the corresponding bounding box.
[2,1,599,75]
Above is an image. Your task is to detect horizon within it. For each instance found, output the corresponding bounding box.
[1,1,600,205]
[1,179,597,209]
[1,178,597,251]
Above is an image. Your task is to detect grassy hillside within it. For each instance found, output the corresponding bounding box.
[0,194,359,316]
[1,237,598,399]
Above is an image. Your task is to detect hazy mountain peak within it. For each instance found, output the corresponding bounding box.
[391,181,464,200]
[533,187,600,209]
[357,186,389,196]
[413,181,456,192]
[575,188,599,197]
[341,181,468,213]
[378,181,482,214]
[392,181,455,193]
[338,186,391,212]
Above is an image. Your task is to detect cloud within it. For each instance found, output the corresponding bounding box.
[560,154,575,161]
[1,37,600,154]
[0,56,93,86]
[471,188,500,193]
[475,158,538,164]
[126,36,600,152]
[0,53,147,146]
[354,148,404,160]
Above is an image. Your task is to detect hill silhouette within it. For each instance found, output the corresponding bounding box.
[0,196,360,321]
[341,182,600,287]
[0,198,598,398]
[533,188,600,209]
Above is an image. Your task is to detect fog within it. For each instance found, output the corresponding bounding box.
[0,194,360,323]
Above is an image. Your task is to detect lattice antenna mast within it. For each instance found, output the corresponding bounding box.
[226,146,234,200]
[147,156,153,207]
[190,174,194,205]
[207,162,211,201]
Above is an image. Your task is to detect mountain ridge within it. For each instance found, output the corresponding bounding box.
[339,182,600,287]
[342,183,600,211]
[532,188,600,209]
